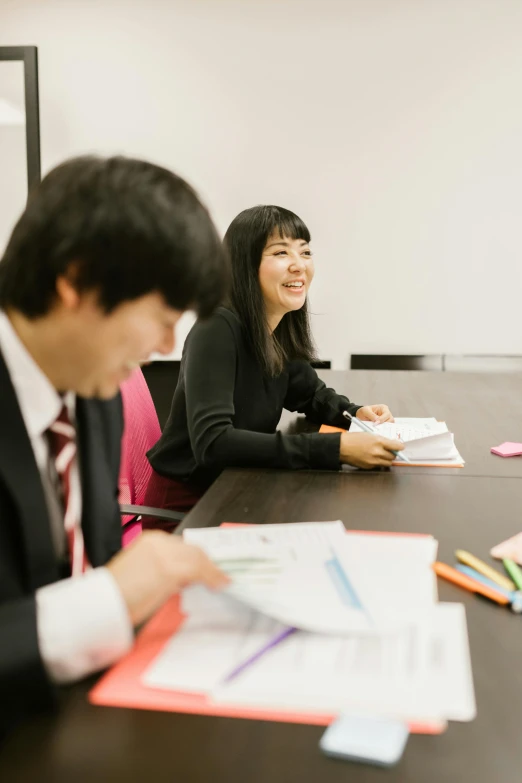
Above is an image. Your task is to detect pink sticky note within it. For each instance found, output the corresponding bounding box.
[491,442,522,457]
[491,532,522,565]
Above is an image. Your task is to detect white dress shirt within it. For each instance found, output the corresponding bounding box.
[0,311,133,683]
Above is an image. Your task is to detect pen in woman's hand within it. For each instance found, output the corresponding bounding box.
[342,411,411,463]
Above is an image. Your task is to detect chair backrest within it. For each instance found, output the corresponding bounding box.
[119,367,162,546]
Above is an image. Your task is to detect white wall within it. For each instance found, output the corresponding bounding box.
[1,0,522,366]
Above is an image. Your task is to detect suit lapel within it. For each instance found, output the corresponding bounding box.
[0,352,59,589]
[76,398,121,567]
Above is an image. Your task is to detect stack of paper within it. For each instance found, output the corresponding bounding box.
[211,604,475,723]
[347,417,465,466]
[142,522,476,725]
[184,522,372,633]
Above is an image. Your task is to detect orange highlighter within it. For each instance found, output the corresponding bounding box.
[434,562,510,606]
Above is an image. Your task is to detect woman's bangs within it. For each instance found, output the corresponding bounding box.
[270,209,311,244]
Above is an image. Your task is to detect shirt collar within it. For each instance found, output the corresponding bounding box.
[0,310,71,439]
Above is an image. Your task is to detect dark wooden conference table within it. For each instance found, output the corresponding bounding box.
[2,371,522,782]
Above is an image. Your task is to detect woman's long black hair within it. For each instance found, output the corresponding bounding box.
[223,205,316,376]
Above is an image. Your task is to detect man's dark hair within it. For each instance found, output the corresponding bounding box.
[0,155,227,317]
[223,205,316,377]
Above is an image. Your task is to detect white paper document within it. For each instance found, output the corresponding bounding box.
[143,523,473,724]
[183,523,438,632]
[184,522,372,634]
[339,532,438,625]
[348,417,464,465]
[143,595,475,723]
[143,590,284,694]
[212,604,476,723]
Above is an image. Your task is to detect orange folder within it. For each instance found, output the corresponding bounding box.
[320,424,464,468]
[89,593,351,726]
[89,524,446,734]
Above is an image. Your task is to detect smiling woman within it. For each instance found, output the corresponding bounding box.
[226,205,315,377]
[144,205,402,526]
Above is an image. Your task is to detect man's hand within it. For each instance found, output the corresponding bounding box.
[107,531,229,626]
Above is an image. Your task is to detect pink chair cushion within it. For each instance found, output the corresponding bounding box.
[119,368,162,545]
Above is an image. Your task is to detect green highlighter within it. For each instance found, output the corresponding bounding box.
[503,558,522,591]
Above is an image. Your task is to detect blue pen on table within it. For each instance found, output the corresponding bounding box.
[222,626,297,684]
[455,564,522,613]
[342,411,411,463]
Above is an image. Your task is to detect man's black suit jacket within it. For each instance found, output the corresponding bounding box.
[0,350,124,733]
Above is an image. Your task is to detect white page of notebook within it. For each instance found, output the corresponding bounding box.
[389,419,464,463]
[375,421,448,442]
[349,418,461,461]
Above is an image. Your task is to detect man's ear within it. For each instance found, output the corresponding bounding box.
[55,266,82,311]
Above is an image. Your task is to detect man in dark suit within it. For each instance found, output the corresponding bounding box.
[0,156,229,735]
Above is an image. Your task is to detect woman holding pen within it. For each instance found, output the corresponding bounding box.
[144,205,403,526]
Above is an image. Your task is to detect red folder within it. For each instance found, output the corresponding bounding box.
[89,524,445,734]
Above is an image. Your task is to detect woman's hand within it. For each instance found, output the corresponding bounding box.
[356,404,394,424]
[340,431,403,469]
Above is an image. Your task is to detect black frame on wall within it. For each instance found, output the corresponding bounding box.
[0,46,41,191]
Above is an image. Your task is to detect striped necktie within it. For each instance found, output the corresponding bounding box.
[47,404,89,577]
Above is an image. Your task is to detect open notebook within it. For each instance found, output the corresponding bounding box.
[321,417,464,467]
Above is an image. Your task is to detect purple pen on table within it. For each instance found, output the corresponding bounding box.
[222,626,297,684]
